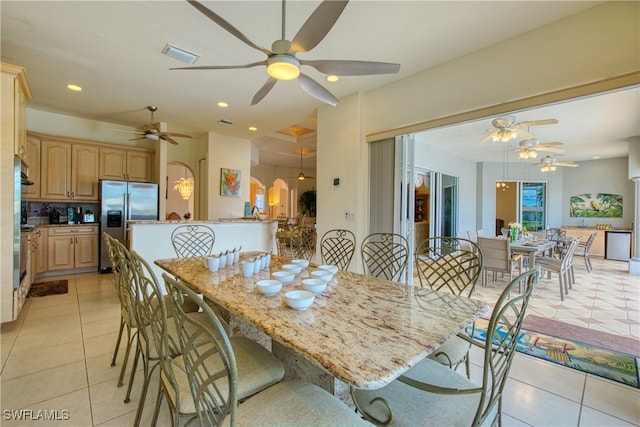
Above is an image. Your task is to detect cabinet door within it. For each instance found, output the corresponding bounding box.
[72,144,100,200]
[24,136,41,199]
[126,151,153,182]
[47,235,75,271]
[41,140,72,200]
[99,148,127,180]
[15,82,27,159]
[35,230,47,274]
[74,233,99,268]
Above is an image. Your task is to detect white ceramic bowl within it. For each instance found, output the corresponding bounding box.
[257,214,269,221]
[318,264,339,275]
[282,263,302,275]
[310,270,333,283]
[271,271,295,284]
[302,278,327,294]
[291,259,310,269]
[256,279,282,297]
[284,290,315,310]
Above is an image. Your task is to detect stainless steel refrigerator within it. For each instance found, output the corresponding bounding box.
[99,180,159,272]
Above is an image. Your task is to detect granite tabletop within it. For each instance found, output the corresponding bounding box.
[155,254,488,390]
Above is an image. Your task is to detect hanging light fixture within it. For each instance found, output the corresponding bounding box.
[496,143,510,191]
[174,177,194,200]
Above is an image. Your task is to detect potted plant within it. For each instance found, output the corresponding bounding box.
[298,190,316,217]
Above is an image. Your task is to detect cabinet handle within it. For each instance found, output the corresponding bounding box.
[67,191,70,198]
[75,237,78,244]
[70,237,73,244]
[71,192,75,198]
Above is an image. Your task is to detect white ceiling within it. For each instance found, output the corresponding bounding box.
[2,1,636,168]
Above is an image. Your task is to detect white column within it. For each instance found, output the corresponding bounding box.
[629,177,640,275]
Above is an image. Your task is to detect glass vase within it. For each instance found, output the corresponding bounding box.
[510,228,518,242]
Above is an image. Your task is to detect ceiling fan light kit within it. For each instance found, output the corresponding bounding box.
[267,55,301,80]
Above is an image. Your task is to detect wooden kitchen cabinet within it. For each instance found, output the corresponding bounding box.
[562,228,605,257]
[34,228,47,274]
[40,140,99,201]
[47,226,99,271]
[24,135,41,199]
[2,63,31,160]
[100,147,153,182]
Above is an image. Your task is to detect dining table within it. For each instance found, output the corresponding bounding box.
[510,238,557,266]
[155,253,488,395]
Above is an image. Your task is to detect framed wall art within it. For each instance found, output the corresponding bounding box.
[569,193,622,218]
[220,168,241,197]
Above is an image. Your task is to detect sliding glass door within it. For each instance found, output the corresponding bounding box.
[520,182,546,232]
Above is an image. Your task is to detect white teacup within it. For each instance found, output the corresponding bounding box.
[226,250,235,265]
[253,256,263,274]
[218,253,227,268]
[206,255,220,272]
[240,260,255,278]
[233,248,240,264]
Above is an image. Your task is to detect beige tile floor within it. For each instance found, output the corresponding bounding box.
[1,256,638,426]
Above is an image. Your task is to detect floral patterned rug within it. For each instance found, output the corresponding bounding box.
[473,318,639,388]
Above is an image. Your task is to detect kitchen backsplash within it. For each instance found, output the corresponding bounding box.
[22,201,100,225]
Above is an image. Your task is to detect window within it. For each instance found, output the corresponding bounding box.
[520,182,546,231]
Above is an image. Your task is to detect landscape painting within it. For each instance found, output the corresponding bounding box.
[569,193,622,218]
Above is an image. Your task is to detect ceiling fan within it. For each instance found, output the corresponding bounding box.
[515,139,565,159]
[479,114,558,144]
[120,106,192,145]
[533,155,578,172]
[288,148,315,181]
[173,0,400,106]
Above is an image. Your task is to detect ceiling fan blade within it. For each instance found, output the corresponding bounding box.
[142,124,158,132]
[516,118,558,127]
[541,147,565,154]
[251,78,278,106]
[297,73,339,106]
[162,136,179,145]
[290,0,349,54]
[555,162,578,167]
[302,59,400,76]
[539,141,563,147]
[112,128,145,135]
[171,61,266,71]
[478,132,498,144]
[158,131,193,139]
[186,0,271,56]
[128,137,148,141]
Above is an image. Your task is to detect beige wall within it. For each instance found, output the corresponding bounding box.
[315,1,639,259]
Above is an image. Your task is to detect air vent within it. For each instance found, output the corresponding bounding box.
[219,119,233,126]
[161,43,200,64]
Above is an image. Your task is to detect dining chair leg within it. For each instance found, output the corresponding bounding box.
[558,273,564,301]
[111,318,125,367]
[117,325,135,387]
[124,344,141,403]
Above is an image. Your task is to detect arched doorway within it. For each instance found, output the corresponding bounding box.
[270,178,289,219]
[167,162,195,220]
[250,177,266,216]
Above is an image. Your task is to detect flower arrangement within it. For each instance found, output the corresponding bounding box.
[507,222,523,242]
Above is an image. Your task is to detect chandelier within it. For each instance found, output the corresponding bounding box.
[174,177,194,200]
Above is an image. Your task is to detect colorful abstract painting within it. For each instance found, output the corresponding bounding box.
[220,168,240,197]
[569,193,622,218]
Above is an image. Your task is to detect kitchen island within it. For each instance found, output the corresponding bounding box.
[128,220,277,286]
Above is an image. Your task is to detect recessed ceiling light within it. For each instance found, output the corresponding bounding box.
[326,75,339,82]
[217,101,228,108]
[66,84,82,92]
[248,126,257,131]
[592,155,601,159]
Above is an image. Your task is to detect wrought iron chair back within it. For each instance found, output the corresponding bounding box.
[320,229,356,270]
[414,237,483,296]
[361,232,409,283]
[291,227,317,260]
[351,268,539,427]
[103,233,138,389]
[163,274,238,426]
[171,225,215,257]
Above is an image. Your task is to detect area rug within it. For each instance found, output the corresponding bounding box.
[27,280,68,297]
[472,318,640,388]
[523,315,640,357]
